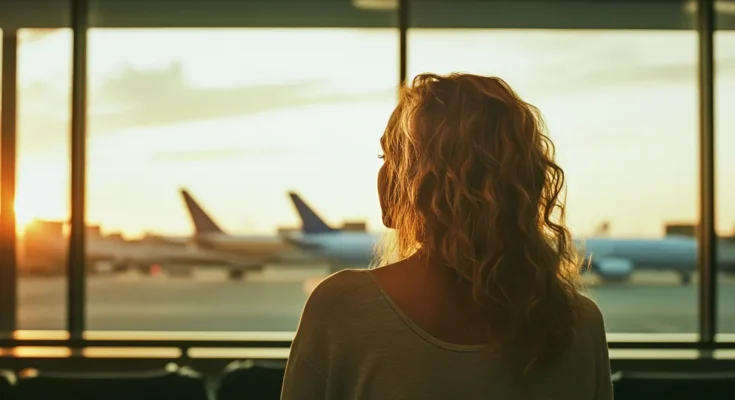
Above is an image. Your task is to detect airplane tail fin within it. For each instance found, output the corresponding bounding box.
[180,188,226,236]
[288,192,337,234]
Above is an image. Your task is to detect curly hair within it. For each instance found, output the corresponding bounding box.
[377,73,584,375]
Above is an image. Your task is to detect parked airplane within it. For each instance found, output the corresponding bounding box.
[575,237,695,284]
[87,235,260,277]
[284,192,726,285]
[179,188,314,279]
[17,219,251,277]
[285,192,380,270]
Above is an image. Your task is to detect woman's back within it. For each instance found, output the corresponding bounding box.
[281,72,612,399]
[281,268,612,400]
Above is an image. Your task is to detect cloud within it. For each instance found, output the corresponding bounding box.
[153,146,289,163]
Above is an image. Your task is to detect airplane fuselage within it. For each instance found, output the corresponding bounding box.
[580,237,697,271]
[296,231,382,266]
[296,232,735,280]
[192,233,294,258]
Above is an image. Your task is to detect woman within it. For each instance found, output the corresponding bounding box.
[281,73,612,400]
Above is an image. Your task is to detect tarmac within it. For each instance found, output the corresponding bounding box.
[16,265,735,334]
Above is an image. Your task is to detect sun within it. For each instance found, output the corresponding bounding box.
[14,193,66,233]
[14,200,37,233]
[13,170,68,234]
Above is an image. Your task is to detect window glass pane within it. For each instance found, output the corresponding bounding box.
[17,28,71,331]
[409,1,698,336]
[716,4,735,338]
[86,26,398,331]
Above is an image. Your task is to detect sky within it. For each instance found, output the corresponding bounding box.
[7,28,735,239]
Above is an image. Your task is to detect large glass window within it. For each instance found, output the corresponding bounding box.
[409,3,699,336]
[16,28,71,331]
[85,27,398,331]
[10,0,731,343]
[716,5,735,337]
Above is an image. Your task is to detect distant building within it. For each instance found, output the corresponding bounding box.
[26,220,64,237]
[106,233,125,242]
[665,223,696,238]
[86,225,102,238]
[277,226,300,235]
[21,220,66,275]
[342,221,367,232]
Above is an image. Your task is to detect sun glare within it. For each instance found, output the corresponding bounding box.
[14,197,42,234]
[14,184,67,235]
[14,195,64,228]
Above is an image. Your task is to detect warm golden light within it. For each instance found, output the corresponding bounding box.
[14,166,69,234]
[14,199,36,234]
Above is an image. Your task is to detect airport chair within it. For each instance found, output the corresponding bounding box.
[0,369,17,400]
[216,360,286,400]
[14,363,208,400]
[612,370,735,400]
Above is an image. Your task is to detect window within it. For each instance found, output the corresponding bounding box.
[85,27,398,331]
[408,1,700,336]
[716,4,735,337]
[2,0,730,352]
[16,29,71,331]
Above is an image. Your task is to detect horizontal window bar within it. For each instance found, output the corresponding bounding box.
[2,338,735,350]
[2,0,735,29]
[1,347,732,362]
[187,348,290,359]
[10,331,706,343]
[0,339,293,348]
[10,330,296,342]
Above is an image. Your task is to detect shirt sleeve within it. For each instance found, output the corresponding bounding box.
[281,356,326,400]
[596,342,613,399]
[281,272,347,400]
[592,303,614,400]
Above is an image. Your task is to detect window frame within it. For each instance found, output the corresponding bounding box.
[0,0,727,355]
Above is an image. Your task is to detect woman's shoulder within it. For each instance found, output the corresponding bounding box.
[573,294,608,349]
[301,269,376,318]
[309,268,373,297]
[577,294,606,330]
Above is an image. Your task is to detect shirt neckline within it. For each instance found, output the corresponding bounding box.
[359,269,489,353]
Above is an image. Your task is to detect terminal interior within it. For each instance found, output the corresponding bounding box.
[1,0,735,398]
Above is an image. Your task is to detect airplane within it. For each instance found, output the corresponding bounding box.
[86,235,248,277]
[179,188,314,279]
[284,191,735,286]
[284,192,381,272]
[575,237,696,285]
[17,219,249,277]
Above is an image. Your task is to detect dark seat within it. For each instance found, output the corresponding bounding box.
[14,363,208,400]
[612,370,735,400]
[216,360,286,400]
[0,369,17,400]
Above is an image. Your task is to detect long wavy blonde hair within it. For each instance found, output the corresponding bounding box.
[376,73,584,375]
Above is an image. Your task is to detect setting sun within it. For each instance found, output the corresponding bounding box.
[14,200,35,233]
[14,163,69,234]
[14,194,60,234]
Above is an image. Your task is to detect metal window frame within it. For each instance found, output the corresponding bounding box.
[0,29,18,335]
[697,0,717,350]
[0,0,725,351]
[67,0,88,339]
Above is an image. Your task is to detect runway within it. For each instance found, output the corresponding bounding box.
[16,265,735,334]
